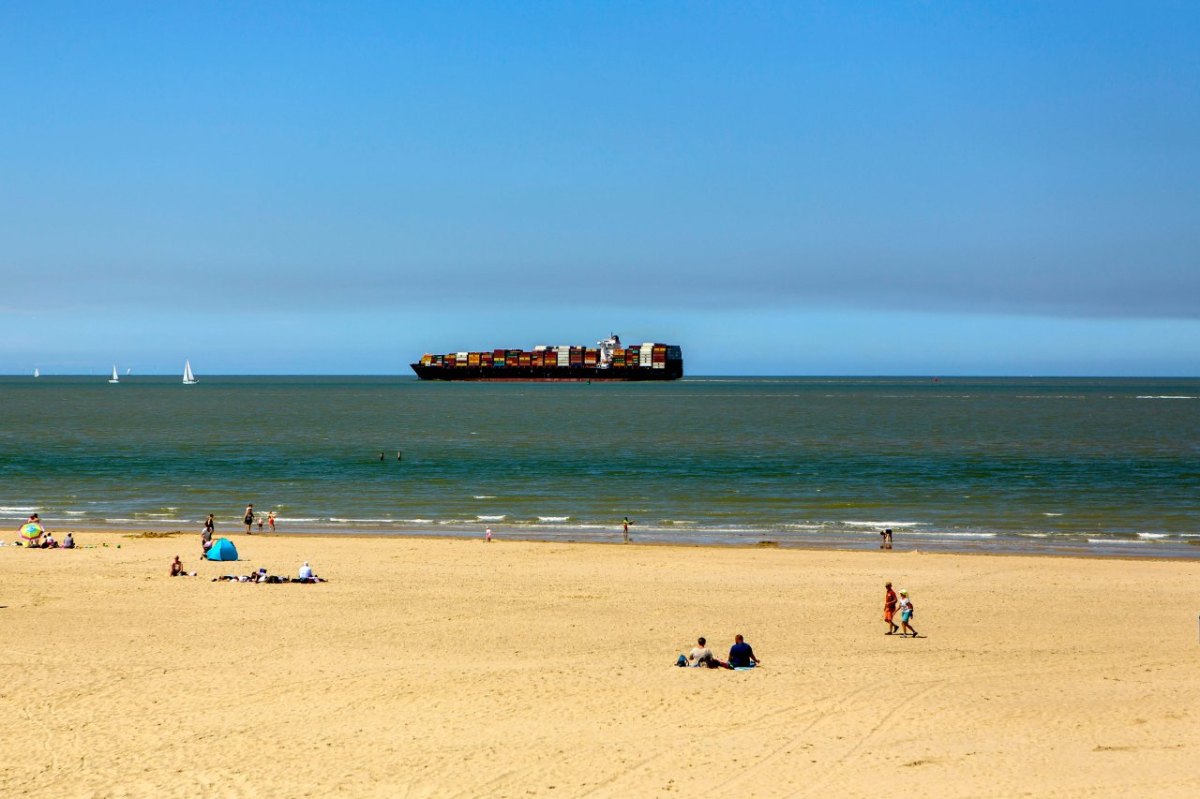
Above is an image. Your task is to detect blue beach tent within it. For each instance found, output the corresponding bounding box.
[206,538,239,561]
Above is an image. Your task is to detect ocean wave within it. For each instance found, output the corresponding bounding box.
[842,521,921,528]
[473,495,496,500]
[477,515,506,521]
[910,531,997,538]
[400,518,434,524]
[537,516,570,522]
[1042,512,1063,517]
[280,517,321,522]
[0,506,38,514]
[1088,538,1145,545]
[329,517,398,523]
[1018,533,1051,538]
[1136,395,1195,400]
[1136,532,1169,539]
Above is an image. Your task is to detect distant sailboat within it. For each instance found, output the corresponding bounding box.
[33,367,39,378]
[182,360,198,385]
[108,365,120,384]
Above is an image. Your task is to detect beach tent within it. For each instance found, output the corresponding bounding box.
[206,538,238,561]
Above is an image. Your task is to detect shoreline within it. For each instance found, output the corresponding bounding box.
[13,521,1200,562]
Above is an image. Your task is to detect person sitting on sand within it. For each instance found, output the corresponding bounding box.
[63,533,75,549]
[727,634,760,668]
[679,637,729,669]
[171,556,185,576]
[898,589,918,638]
[298,562,314,580]
[43,534,58,548]
[201,525,213,555]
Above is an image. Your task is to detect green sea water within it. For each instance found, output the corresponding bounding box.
[2,376,1197,556]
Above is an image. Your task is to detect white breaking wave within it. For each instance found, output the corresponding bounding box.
[537,516,570,522]
[400,519,434,524]
[473,495,496,500]
[0,506,38,514]
[1136,395,1196,400]
[1018,533,1051,538]
[329,517,397,523]
[1088,538,1144,545]
[842,521,921,528]
[1136,532,1168,539]
[1042,512,1063,517]
[477,515,506,521]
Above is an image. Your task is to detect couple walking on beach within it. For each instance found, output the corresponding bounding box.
[883,582,918,637]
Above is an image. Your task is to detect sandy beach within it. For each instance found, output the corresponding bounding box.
[2,531,1198,798]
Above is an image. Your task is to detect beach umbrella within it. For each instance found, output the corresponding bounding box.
[19,522,43,543]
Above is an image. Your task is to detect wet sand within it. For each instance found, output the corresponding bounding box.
[2,531,1198,798]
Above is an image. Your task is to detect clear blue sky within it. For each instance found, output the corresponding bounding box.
[2,2,1197,375]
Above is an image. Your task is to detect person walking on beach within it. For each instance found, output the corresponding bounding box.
[883,582,899,635]
[897,589,918,638]
[267,512,276,533]
[622,516,632,543]
[243,504,255,534]
[880,528,893,549]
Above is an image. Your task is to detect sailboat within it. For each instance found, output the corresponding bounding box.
[108,365,120,384]
[182,360,198,385]
[33,367,39,378]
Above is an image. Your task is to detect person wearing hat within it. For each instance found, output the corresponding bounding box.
[897,589,918,638]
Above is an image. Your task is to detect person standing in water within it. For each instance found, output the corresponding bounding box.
[267,512,276,533]
[622,516,632,543]
[243,504,255,534]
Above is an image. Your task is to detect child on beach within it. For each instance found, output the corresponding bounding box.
[267,512,276,532]
[898,590,918,638]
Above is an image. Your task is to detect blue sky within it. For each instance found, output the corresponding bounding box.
[2,2,1197,375]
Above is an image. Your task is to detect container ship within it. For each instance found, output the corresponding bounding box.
[411,335,683,382]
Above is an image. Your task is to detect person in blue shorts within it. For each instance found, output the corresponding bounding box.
[727,634,760,668]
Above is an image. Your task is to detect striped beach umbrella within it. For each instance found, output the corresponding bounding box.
[19,522,43,543]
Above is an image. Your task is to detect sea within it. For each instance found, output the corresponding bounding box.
[2,376,1198,558]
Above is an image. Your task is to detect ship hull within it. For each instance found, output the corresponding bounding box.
[410,364,683,381]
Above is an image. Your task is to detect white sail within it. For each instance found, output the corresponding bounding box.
[108,365,119,384]
[182,360,197,384]
[33,367,39,378]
